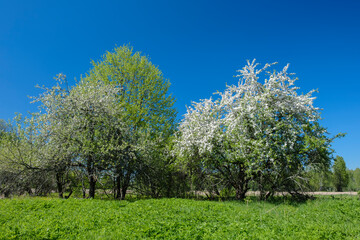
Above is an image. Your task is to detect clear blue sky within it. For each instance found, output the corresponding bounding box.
[0,0,359,169]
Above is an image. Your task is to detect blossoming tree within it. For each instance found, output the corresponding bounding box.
[176,60,339,200]
[33,74,129,198]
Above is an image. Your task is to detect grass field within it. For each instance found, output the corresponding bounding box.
[0,196,359,239]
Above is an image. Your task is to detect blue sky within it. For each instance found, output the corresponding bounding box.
[0,0,359,169]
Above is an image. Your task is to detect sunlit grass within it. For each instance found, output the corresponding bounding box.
[0,196,359,239]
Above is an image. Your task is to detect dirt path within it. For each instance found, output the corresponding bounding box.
[245,191,358,196]
[306,191,358,196]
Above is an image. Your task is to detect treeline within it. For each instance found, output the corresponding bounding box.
[308,156,360,192]
[0,46,349,201]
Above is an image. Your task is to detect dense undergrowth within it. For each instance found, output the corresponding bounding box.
[0,196,359,239]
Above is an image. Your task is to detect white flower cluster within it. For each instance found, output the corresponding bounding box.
[32,76,129,161]
[176,60,319,166]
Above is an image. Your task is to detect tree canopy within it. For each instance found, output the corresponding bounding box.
[0,51,346,201]
[0,45,179,199]
[333,155,349,192]
[175,60,340,199]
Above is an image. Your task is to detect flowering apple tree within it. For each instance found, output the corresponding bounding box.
[33,74,130,198]
[176,60,339,200]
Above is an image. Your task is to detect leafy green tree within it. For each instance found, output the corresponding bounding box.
[333,156,349,192]
[85,45,176,134]
[0,115,55,197]
[347,170,355,191]
[83,45,177,199]
[307,168,333,191]
[354,168,360,190]
[346,168,360,191]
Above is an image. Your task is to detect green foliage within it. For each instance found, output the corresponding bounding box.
[0,116,56,197]
[9,45,179,200]
[82,45,177,199]
[347,168,360,191]
[0,119,7,139]
[355,169,360,187]
[333,156,349,192]
[307,168,333,191]
[84,45,176,135]
[0,47,351,203]
[0,197,360,239]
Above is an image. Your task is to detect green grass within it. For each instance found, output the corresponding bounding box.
[0,196,359,239]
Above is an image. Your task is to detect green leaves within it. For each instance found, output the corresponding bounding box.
[85,45,176,135]
[12,45,179,199]
[333,156,349,192]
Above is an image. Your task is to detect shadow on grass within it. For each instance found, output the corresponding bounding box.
[6,190,356,208]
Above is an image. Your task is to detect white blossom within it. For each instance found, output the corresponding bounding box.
[175,60,320,170]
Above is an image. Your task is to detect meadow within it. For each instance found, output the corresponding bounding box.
[1,196,359,239]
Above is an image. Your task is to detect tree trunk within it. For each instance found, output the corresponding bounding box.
[56,172,64,198]
[80,173,86,198]
[234,178,249,200]
[87,154,97,198]
[4,190,10,198]
[26,187,33,196]
[65,189,73,199]
[121,184,128,200]
[166,172,173,197]
[115,166,132,200]
[234,164,250,200]
[121,170,132,200]
[235,188,247,200]
[89,175,96,198]
[115,175,121,199]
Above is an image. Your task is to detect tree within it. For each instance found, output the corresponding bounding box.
[176,60,339,200]
[346,168,360,191]
[354,168,360,190]
[83,45,177,199]
[333,156,349,192]
[33,75,129,198]
[307,168,333,191]
[0,115,55,197]
[31,45,177,199]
